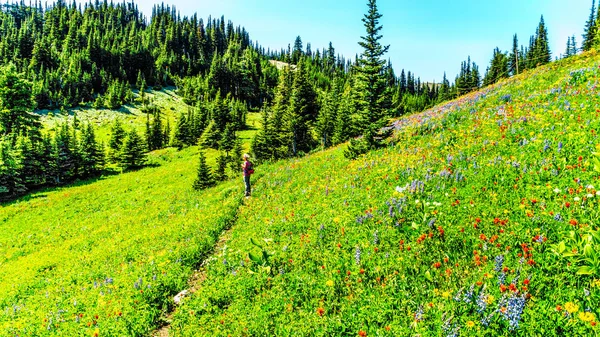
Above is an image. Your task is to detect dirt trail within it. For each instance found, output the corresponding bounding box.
[152,226,235,337]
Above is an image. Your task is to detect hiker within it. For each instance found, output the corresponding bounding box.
[241,153,254,196]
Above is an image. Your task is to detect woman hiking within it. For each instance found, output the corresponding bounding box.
[241,153,254,197]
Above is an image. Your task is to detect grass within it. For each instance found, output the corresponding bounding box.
[39,88,191,143]
[4,51,600,336]
[1,86,261,335]
[169,51,600,336]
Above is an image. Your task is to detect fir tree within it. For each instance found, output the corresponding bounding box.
[0,137,26,200]
[346,0,391,159]
[508,34,520,75]
[54,123,77,183]
[16,136,43,187]
[534,16,551,66]
[108,118,126,163]
[219,123,237,155]
[79,123,104,177]
[0,63,38,138]
[287,60,318,155]
[214,151,228,181]
[583,0,598,51]
[193,149,215,190]
[120,129,146,170]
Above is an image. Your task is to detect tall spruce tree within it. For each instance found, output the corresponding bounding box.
[193,149,215,190]
[346,0,391,159]
[583,0,598,51]
[119,130,146,170]
[287,60,318,155]
[79,123,104,177]
[534,16,551,66]
[0,63,38,138]
[108,118,126,163]
[0,137,25,200]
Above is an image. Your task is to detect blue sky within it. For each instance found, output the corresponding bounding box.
[113,0,590,81]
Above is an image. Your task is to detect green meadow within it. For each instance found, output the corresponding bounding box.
[2,51,600,336]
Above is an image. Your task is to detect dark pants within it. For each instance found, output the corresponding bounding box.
[244,175,251,196]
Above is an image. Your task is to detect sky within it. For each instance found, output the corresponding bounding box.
[84,0,592,82]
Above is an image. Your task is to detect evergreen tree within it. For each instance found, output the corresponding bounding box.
[534,16,551,66]
[173,111,191,148]
[16,136,44,187]
[200,120,221,149]
[219,123,237,155]
[316,80,340,148]
[583,0,598,51]
[214,151,228,181]
[346,0,391,159]
[193,149,215,190]
[119,129,146,170]
[292,36,304,64]
[54,123,77,183]
[79,123,104,177]
[108,118,126,163]
[483,48,509,87]
[508,34,520,75]
[287,60,318,155]
[0,137,26,200]
[0,63,38,138]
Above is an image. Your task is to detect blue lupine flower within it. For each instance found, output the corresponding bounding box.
[494,255,504,272]
[355,247,361,265]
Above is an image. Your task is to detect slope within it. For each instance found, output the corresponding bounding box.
[169,51,600,336]
[0,143,255,336]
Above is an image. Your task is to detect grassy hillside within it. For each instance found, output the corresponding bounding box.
[0,146,247,336]
[39,88,187,143]
[168,52,600,336]
[3,51,600,337]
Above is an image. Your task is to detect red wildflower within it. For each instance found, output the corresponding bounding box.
[317,307,325,316]
[358,330,367,337]
[500,284,507,292]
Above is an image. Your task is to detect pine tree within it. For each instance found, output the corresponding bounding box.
[292,36,303,64]
[193,149,215,190]
[108,118,126,163]
[173,111,191,149]
[534,16,551,66]
[508,34,520,75]
[0,63,38,138]
[583,0,598,51]
[79,123,104,177]
[230,138,243,172]
[0,137,26,200]
[16,136,43,187]
[200,120,221,149]
[346,0,391,159]
[483,48,509,87]
[120,130,146,170]
[214,151,228,181]
[287,60,318,155]
[316,80,340,148]
[219,123,237,155]
[54,123,77,183]
[570,35,578,56]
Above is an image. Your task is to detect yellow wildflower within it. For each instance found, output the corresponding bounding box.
[579,312,596,322]
[326,280,334,287]
[565,302,580,314]
[466,321,475,328]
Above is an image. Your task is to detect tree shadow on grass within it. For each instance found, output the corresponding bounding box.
[0,164,160,206]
